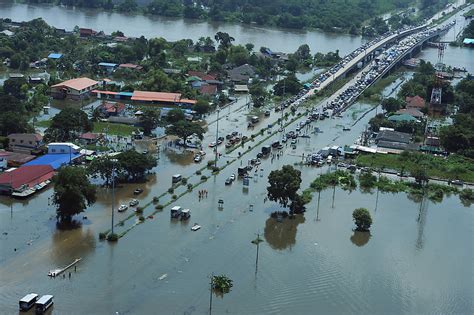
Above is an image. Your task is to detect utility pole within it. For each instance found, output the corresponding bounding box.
[214,109,220,168]
[255,233,260,274]
[111,162,116,235]
[209,273,214,315]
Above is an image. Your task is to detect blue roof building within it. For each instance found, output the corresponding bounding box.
[463,38,474,45]
[48,53,63,59]
[24,153,82,170]
[98,62,118,68]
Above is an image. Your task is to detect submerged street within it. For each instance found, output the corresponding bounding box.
[0,1,473,314]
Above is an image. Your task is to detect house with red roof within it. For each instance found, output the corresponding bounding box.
[0,165,54,195]
[199,85,217,96]
[405,95,426,110]
[99,101,126,117]
[79,132,99,144]
[51,77,99,100]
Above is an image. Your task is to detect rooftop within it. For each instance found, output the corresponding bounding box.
[405,95,426,109]
[131,91,182,102]
[0,165,54,189]
[376,130,412,144]
[48,53,63,59]
[52,77,98,91]
[24,153,82,170]
[387,113,419,122]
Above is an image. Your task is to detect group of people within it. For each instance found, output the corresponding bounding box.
[198,190,208,200]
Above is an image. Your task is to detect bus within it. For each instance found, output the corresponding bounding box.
[19,293,38,311]
[35,295,53,314]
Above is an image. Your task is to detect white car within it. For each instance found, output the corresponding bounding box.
[230,174,236,181]
[208,142,217,148]
[194,155,202,163]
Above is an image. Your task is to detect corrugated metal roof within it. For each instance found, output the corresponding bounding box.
[48,53,63,59]
[24,153,81,170]
[0,165,54,189]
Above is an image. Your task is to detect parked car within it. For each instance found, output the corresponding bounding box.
[133,188,143,195]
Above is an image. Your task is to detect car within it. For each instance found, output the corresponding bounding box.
[129,199,139,207]
[133,188,144,195]
[256,152,263,158]
[208,142,217,147]
[118,204,128,212]
[142,150,149,155]
[218,136,224,142]
[198,150,206,156]
[281,137,287,143]
[194,155,202,162]
[291,139,297,144]
[230,174,236,181]
[225,178,233,185]
[264,110,271,117]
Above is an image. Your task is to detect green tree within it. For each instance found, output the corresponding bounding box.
[352,208,372,231]
[140,109,159,136]
[267,165,302,210]
[165,120,205,146]
[87,155,117,186]
[193,99,211,115]
[249,82,268,108]
[117,150,157,180]
[53,166,97,223]
[166,108,185,123]
[214,31,235,50]
[45,107,93,142]
[381,97,403,113]
[273,73,302,96]
[211,274,233,294]
[411,166,428,186]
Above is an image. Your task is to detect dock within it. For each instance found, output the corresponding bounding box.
[48,258,81,277]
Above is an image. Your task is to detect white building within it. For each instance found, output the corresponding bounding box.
[47,143,81,154]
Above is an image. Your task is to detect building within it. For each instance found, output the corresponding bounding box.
[50,77,99,100]
[8,133,43,154]
[47,143,81,155]
[234,84,249,93]
[48,53,63,60]
[98,62,118,74]
[0,153,7,170]
[405,95,426,110]
[79,132,99,145]
[24,153,82,170]
[227,64,256,83]
[375,130,411,144]
[462,38,474,46]
[199,85,217,96]
[130,91,197,107]
[395,108,425,119]
[387,114,419,123]
[0,151,36,167]
[98,101,126,117]
[119,63,143,71]
[79,28,96,37]
[0,165,54,195]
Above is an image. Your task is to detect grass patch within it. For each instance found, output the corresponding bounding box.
[36,119,52,128]
[355,152,474,182]
[93,121,136,136]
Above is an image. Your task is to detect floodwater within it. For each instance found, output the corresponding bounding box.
[1,70,473,313]
[0,1,364,54]
[1,7,473,314]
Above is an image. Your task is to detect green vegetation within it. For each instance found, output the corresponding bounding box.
[355,151,474,182]
[52,166,97,223]
[313,50,341,67]
[45,107,92,142]
[93,122,136,136]
[23,0,431,33]
[267,165,305,214]
[352,208,372,231]
[211,275,233,294]
[461,20,474,39]
[439,76,474,158]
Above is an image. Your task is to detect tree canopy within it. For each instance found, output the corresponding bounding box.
[53,166,97,223]
[352,208,372,231]
[267,165,305,213]
[45,107,93,142]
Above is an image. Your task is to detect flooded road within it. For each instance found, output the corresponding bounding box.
[1,74,473,313]
[1,6,473,313]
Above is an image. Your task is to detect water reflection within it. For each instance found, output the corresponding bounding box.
[164,149,194,166]
[416,195,429,251]
[50,227,95,266]
[350,231,371,247]
[264,214,305,250]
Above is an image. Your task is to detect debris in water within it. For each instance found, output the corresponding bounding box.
[158,274,168,280]
[314,242,318,246]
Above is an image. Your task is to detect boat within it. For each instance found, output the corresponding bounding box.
[118,204,128,212]
[129,199,139,207]
[12,188,36,198]
[343,127,351,131]
[19,293,38,311]
[171,206,182,218]
[191,223,201,231]
[48,258,81,277]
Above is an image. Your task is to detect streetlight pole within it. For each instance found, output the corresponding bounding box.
[111,162,116,235]
[209,273,214,315]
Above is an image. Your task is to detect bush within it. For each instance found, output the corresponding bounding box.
[107,233,119,242]
[138,215,145,222]
[207,160,214,167]
[196,170,202,175]
[211,166,219,173]
[136,207,144,214]
[352,208,372,231]
[201,175,208,181]
[153,197,159,204]
[172,194,177,199]
[168,187,174,194]
[187,183,193,191]
[155,204,164,210]
[182,177,188,184]
[99,232,107,240]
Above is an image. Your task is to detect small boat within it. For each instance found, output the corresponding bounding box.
[129,199,139,207]
[191,223,201,231]
[12,188,36,198]
[118,204,128,212]
[343,127,351,131]
[48,258,81,277]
